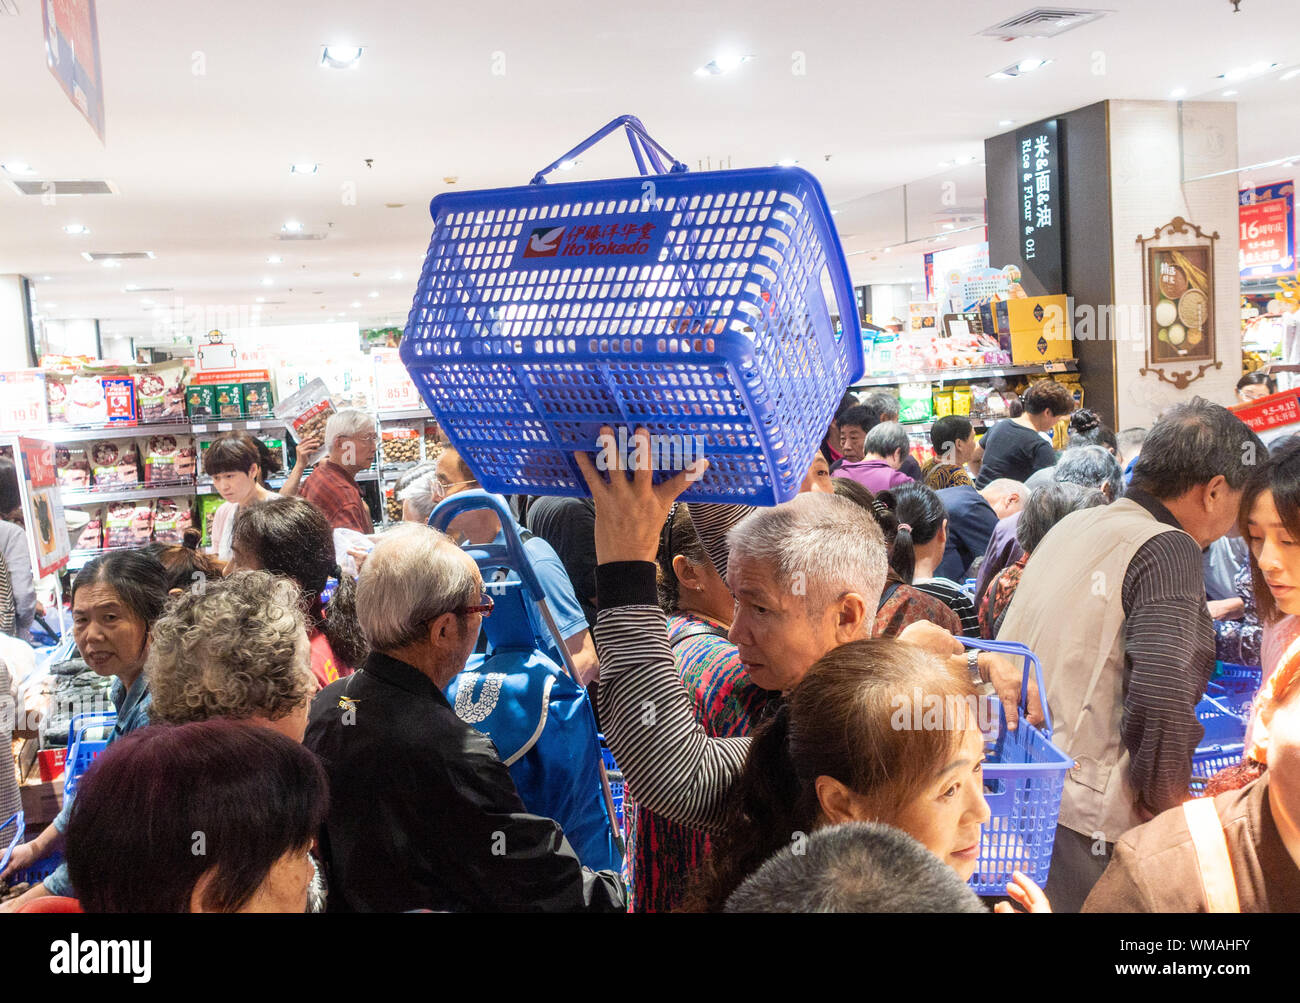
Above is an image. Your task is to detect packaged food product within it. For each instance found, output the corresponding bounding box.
[104,501,153,549]
[970,384,991,415]
[143,434,195,484]
[103,376,138,423]
[242,381,274,417]
[198,492,224,549]
[381,426,421,467]
[136,364,188,422]
[933,390,954,418]
[89,440,140,486]
[71,506,103,551]
[152,497,194,545]
[898,383,934,424]
[951,386,973,416]
[186,385,217,419]
[213,383,244,419]
[276,378,336,445]
[66,376,109,425]
[46,376,70,424]
[55,447,92,489]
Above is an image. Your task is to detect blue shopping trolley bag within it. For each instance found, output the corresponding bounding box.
[431,490,622,873]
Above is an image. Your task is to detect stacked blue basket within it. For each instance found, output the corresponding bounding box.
[1188,662,1263,796]
[401,115,864,506]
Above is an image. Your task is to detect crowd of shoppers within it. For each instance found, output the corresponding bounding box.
[3,380,1296,916]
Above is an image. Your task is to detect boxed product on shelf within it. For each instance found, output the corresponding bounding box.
[1007,295,1074,365]
[104,501,153,549]
[143,434,196,484]
[213,383,245,418]
[54,446,91,489]
[186,384,217,419]
[136,363,188,422]
[152,497,193,545]
[65,375,111,425]
[103,376,138,423]
[89,440,140,487]
[243,381,274,417]
[71,506,103,550]
[46,376,69,424]
[276,378,336,445]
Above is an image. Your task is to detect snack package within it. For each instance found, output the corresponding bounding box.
[381,426,421,467]
[143,434,195,484]
[103,376,137,423]
[275,378,336,445]
[104,501,153,549]
[71,506,103,551]
[898,383,934,424]
[137,363,188,422]
[951,386,973,416]
[186,384,217,419]
[66,376,109,425]
[46,376,70,424]
[243,381,274,417]
[152,497,193,545]
[932,390,954,419]
[89,440,140,487]
[970,384,991,416]
[213,383,244,419]
[55,447,92,489]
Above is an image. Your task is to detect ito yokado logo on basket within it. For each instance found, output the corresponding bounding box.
[515,213,672,270]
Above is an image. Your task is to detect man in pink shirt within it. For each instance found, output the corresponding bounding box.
[833,421,915,494]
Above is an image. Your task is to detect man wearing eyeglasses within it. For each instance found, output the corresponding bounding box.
[299,408,378,535]
[304,524,625,913]
[428,446,599,685]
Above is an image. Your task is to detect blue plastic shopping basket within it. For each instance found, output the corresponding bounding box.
[401,114,863,506]
[63,711,116,799]
[1189,693,1251,797]
[959,638,1071,897]
[1,811,62,889]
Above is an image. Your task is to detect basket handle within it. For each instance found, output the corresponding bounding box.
[67,711,116,750]
[0,810,23,874]
[530,114,689,185]
[959,637,1053,738]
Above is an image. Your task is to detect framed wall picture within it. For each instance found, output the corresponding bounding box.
[1136,217,1222,390]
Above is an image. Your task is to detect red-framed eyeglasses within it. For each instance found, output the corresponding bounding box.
[455,594,494,618]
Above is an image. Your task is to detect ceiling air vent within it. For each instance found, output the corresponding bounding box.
[276,232,328,241]
[979,7,1110,38]
[81,251,156,262]
[9,179,118,196]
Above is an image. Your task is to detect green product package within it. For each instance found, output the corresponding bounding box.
[186,385,216,419]
[898,383,934,424]
[213,384,244,418]
[243,381,274,417]
[198,492,224,548]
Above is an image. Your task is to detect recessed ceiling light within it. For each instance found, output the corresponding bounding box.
[290,163,319,175]
[998,119,1015,127]
[41,275,51,281]
[2,161,34,175]
[1223,89,1238,96]
[942,223,955,230]
[321,45,363,69]
[62,223,88,235]
[267,255,283,264]
[1170,87,1187,98]
[256,297,265,303]
[350,301,361,308]
[368,290,379,297]
[1017,58,1048,73]
[989,58,1052,80]
[261,277,274,286]
[124,284,139,291]
[281,220,304,233]
[101,259,120,268]
[884,247,891,254]
[389,271,403,281]
[1219,61,1278,81]
[695,52,754,77]
[955,155,976,165]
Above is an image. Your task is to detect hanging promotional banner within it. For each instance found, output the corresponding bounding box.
[17,437,71,577]
[42,0,106,144]
[1240,183,1296,277]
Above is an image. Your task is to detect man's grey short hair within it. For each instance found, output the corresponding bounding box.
[1016,482,1108,554]
[355,523,478,650]
[1054,444,1123,500]
[727,493,887,611]
[860,391,900,421]
[980,478,1026,503]
[324,407,375,450]
[1131,398,1264,499]
[724,822,987,913]
[1116,427,1147,463]
[398,474,438,525]
[864,421,911,461]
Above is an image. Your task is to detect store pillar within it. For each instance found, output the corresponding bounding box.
[986,100,1242,429]
[0,275,36,369]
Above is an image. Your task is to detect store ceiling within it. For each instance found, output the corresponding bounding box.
[1,0,1298,345]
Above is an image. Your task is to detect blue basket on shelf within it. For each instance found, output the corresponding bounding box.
[401,114,864,506]
[63,711,116,799]
[1189,692,1251,796]
[960,638,1071,897]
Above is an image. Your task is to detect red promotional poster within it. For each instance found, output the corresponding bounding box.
[42,0,106,143]
[1240,183,1296,276]
[1230,387,1300,434]
[18,436,71,577]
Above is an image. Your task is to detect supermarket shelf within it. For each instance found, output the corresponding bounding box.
[852,360,1077,388]
[62,483,197,506]
[67,547,136,570]
[901,417,991,433]
[377,407,433,422]
[190,416,285,434]
[44,421,192,443]
[195,476,286,492]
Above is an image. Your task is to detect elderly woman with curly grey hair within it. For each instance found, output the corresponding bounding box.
[145,570,317,742]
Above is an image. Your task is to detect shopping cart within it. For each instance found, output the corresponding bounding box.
[960,637,1071,896]
[62,712,116,799]
[401,114,863,506]
[431,490,623,871]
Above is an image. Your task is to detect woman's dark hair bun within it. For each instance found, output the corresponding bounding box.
[1070,408,1101,434]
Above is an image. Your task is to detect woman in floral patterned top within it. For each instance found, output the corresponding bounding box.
[624,504,777,912]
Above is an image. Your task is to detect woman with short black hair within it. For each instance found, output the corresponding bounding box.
[65,718,328,912]
[975,380,1074,489]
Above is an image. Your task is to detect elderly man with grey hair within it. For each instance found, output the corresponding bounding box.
[302,523,625,913]
[298,407,377,535]
[574,432,1037,841]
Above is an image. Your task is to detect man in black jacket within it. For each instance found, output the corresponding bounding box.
[303,523,625,913]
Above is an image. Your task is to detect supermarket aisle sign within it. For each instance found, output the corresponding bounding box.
[17,437,71,577]
[1015,119,1063,294]
[42,0,106,144]
[0,371,50,432]
[513,213,672,271]
[1239,183,1295,277]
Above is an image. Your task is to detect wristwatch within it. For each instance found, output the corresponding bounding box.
[967,649,983,685]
